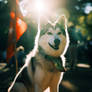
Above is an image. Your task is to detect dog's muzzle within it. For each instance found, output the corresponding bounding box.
[48,38,61,50]
[54,38,60,47]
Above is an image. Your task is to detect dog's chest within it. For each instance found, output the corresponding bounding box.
[35,54,57,72]
[26,53,62,91]
[30,54,58,88]
[34,56,62,90]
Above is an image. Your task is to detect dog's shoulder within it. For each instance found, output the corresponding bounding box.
[16,66,32,87]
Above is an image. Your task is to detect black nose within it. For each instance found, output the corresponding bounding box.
[54,39,60,46]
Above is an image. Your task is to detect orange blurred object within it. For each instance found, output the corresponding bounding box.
[6,11,27,62]
[10,12,15,19]
[16,17,27,40]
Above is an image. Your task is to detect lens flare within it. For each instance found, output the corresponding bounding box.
[35,0,45,13]
[19,0,47,16]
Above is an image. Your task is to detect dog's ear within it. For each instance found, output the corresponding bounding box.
[41,23,53,35]
[55,15,66,35]
[57,15,66,29]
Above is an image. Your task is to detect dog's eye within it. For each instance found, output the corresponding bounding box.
[57,32,62,35]
[47,32,53,35]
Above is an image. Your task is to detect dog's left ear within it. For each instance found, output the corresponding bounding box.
[57,15,66,29]
[55,15,67,33]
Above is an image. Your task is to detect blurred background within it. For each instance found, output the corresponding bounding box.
[0,0,92,92]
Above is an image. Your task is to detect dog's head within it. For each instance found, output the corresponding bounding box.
[39,16,68,57]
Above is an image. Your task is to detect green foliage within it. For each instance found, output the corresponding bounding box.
[0,1,10,50]
[66,0,92,43]
[0,0,92,51]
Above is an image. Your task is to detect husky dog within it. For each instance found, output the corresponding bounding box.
[8,15,69,92]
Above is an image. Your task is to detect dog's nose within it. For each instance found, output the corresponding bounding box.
[54,39,60,46]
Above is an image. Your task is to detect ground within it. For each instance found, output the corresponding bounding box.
[0,63,92,92]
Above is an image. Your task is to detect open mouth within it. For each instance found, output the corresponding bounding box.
[48,42,59,50]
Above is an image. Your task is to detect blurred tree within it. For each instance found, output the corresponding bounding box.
[66,0,92,42]
[0,1,10,51]
[0,0,92,53]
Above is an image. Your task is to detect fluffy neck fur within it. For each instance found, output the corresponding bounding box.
[38,46,66,72]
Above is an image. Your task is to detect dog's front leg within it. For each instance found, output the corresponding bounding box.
[8,82,27,92]
[50,85,59,92]
[34,84,43,92]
